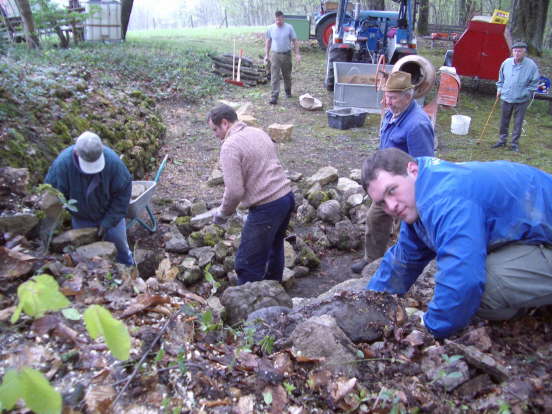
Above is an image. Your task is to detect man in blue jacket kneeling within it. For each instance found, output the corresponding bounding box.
[362,148,552,339]
[45,131,134,266]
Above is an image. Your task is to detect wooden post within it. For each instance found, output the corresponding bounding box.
[224,8,228,28]
[190,16,193,28]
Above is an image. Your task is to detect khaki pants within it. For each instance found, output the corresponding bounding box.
[270,51,292,99]
[478,243,552,320]
[363,202,394,262]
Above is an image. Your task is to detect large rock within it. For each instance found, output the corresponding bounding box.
[294,238,320,269]
[135,248,163,279]
[326,219,362,251]
[268,123,294,142]
[296,201,316,224]
[0,214,39,236]
[164,226,190,254]
[291,315,360,377]
[291,289,405,343]
[306,166,338,186]
[336,177,363,196]
[0,167,29,196]
[207,168,224,187]
[317,200,341,224]
[51,227,98,252]
[220,280,292,326]
[74,241,117,262]
[188,246,215,268]
[284,241,296,268]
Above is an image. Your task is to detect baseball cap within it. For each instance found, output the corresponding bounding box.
[75,131,105,174]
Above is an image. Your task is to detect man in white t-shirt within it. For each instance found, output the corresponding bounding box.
[264,11,301,105]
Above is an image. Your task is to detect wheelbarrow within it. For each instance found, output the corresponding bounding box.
[126,154,168,233]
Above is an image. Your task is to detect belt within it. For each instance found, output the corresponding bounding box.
[272,50,291,54]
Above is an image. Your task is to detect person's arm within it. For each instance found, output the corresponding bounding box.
[45,154,69,199]
[292,38,301,63]
[218,143,244,217]
[527,62,540,93]
[264,37,272,63]
[406,119,435,157]
[422,198,488,339]
[496,62,505,97]
[367,222,435,294]
[100,159,132,230]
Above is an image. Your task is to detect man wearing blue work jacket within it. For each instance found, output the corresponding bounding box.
[362,148,552,339]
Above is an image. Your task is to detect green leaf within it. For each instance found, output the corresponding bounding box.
[0,368,61,414]
[84,305,131,360]
[262,390,272,405]
[19,368,62,414]
[62,308,81,320]
[11,274,70,323]
[0,370,23,410]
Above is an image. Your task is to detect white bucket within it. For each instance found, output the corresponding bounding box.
[451,115,471,135]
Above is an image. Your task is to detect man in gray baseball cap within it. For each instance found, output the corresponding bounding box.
[45,131,134,265]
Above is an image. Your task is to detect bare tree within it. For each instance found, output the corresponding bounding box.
[14,0,39,48]
[417,0,429,34]
[510,0,549,55]
[121,0,134,40]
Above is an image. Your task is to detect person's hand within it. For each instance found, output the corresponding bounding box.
[97,226,106,239]
[263,55,269,64]
[213,209,229,225]
[496,90,501,97]
[296,54,301,64]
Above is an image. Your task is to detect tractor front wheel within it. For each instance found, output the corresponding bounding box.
[324,43,352,91]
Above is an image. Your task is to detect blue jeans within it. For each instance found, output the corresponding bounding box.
[71,216,134,266]
[235,192,295,284]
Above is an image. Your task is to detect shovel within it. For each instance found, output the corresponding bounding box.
[225,45,245,87]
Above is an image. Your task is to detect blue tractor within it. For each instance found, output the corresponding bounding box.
[322,0,419,90]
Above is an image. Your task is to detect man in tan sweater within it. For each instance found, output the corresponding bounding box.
[207,104,295,285]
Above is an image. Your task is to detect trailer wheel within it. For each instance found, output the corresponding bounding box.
[444,50,453,67]
[324,44,351,91]
[316,17,336,50]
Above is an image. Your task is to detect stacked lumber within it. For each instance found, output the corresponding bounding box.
[210,54,269,87]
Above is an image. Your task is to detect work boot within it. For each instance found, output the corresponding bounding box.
[491,141,506,149]
[351,259,369,274]
[285,90,292,98]
[510,143,520,152]
[269,96,278,105]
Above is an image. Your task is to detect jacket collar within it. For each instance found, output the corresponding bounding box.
[224,121,247,140]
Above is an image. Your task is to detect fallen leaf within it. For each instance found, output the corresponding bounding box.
[0,246,35,279]
[84,384,116,414]
[120,294,170,318]
[328,377,357,402]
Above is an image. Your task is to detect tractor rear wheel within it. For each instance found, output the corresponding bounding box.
[324,43,352,91]
[316,17,336,50]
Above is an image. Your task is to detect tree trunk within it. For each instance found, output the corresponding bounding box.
[14,0,39,48]
[121,0,134,40]
[510,0,549,56]
[417,0,429,35]
[37,0,69,48]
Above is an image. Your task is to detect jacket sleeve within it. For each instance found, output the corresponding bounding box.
[100,160,132,230]
[219,143,244,217]
[422,198,487,339]
[45,155,69,199]
[406,120,435,157]
[367,222,435,294]
[527,63,540,93]
[496,62,506,92]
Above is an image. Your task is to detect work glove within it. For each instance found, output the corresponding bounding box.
[213,209,230,225]
[97,226,106,239]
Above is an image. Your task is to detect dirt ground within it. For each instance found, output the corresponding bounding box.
[150,46,379,298]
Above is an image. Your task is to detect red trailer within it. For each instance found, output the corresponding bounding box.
[448,19,511,81]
